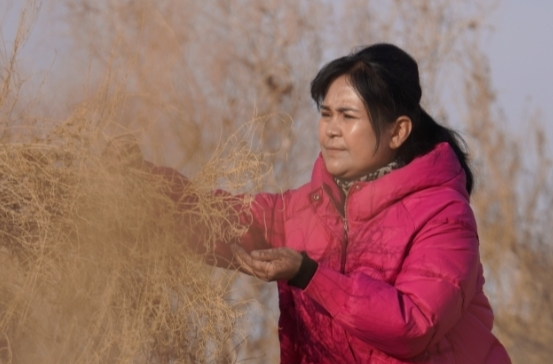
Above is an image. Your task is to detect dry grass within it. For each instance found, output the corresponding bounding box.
[0,110,270,363]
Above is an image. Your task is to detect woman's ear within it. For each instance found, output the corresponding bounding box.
[389,116,412,150]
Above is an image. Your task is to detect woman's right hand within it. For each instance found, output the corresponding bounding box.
[231,244,303,282]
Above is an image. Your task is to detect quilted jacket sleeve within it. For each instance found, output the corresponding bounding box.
[201,190,291,266]
[303,210,480,359]
[147,162,289,263]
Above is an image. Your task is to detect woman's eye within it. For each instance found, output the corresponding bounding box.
[344,114,354,119]
[321,113,330,118]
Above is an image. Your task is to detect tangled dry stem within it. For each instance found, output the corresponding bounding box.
[0,115,269,364]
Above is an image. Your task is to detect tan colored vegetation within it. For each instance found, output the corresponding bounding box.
[0,0,552,363]
[0,11,272,361]
[0,105,273,363]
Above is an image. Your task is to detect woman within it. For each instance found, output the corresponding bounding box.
[112,43,511,363]
[227,43,510,363]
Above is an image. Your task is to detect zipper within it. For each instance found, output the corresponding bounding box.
[340,187,351,274]
[321,184,353,274]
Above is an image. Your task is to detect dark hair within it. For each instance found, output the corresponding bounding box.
[310,43,474,194]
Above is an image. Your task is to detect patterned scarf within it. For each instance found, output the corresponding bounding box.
[334,160,402,195]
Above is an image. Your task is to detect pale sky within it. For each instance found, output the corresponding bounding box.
[487,0,553,138]
[2,1,552,141]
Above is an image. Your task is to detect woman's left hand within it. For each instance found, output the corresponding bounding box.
[103,134,146,171]
[231,244,303,282]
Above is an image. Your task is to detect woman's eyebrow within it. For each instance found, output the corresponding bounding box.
[320,105,359,113]
[337,106,359,113]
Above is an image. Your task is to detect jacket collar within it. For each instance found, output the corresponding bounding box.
[310,142,468,220]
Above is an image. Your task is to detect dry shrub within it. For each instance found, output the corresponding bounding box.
[0,109,269,363]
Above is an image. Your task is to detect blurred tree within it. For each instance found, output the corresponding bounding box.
[61,0,325,186]
[0,0,41,141]
[462,47,553,364]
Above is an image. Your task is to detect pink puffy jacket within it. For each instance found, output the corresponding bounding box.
[155,142,511,363]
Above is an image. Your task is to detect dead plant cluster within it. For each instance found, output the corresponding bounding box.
[0,115,265,364]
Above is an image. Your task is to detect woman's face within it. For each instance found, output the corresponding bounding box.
[318,75,396,180]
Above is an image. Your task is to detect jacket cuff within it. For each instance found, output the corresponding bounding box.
[288,251,318,289]
[303,265,351,317]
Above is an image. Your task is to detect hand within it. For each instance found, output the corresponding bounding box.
[103,134,146,170]
[231,244,303,282]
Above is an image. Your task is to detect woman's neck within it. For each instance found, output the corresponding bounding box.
[334,159,403,195]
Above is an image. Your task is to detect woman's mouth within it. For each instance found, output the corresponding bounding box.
[325,147,346,157]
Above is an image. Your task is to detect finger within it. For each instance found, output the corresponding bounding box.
[237,250,274,280]
[232,246,256,275]
[246,258,272,276]
[250,248,282,261]
[231,245,270,279]
[231,245,276,280]
[231,244,252,263]
[231,244,252,264]
[237,259,256,276]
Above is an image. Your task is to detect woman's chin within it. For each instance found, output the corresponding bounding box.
[326,165,351,179]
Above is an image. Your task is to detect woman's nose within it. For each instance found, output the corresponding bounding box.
[326,118,341,137]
